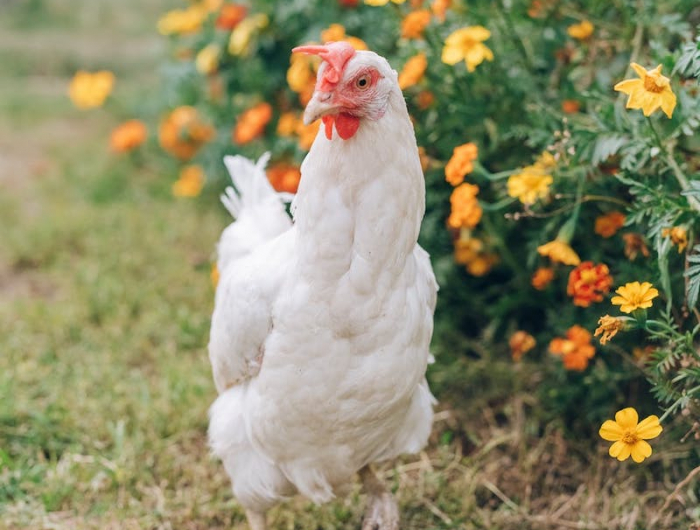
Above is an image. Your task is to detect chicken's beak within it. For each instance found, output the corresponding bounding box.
[303,91,338,125]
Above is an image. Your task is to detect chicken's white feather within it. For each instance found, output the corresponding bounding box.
[208,49,438,514]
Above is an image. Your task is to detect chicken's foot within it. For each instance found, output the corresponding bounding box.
[359,465,399,530]
[245,509,267,530]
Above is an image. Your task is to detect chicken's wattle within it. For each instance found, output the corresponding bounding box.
[322,113,360,140]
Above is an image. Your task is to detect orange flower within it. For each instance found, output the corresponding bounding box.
[661,226,688,253]
[399,53,428,90]
[549,325,596,371]
[68,70,115,109]
[172,165,205,197]
[561,100,580,113]
[418,146,431,172]
[447,183,482,229]
[595,211,626,238]
[159,106,215,160]
[594,315,625,345]
[532,267,554,290]
[320,24,368,50]
[416,90,435,109]
[109,120,147,153]
[623,233,650,260]
[510,331,536,362]
[401,10,431,39]
[233,102,273,145]
[297,120,321,151]
[267,162,302,194]
[445,142,478,186]
[216,4,247,29]
[276,112,300,137]
[453,234,496,275]
[431,0,450,21]
[211,263,220,287]
[567,262,613,307]
[466,254,497,276]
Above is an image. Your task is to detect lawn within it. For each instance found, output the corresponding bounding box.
[0,1,697,529]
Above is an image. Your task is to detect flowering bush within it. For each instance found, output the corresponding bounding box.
[74,0,700,460]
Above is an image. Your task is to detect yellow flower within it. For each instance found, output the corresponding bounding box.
[398,53,428,90]
[172,165,205,197]
[534,151,556,171]
[507,166,553,205]
[365,0,405,5]
[531,267,554,290]
[537,239,581,266]
[442,26,494,73]
[196,44,221,75]
[159,106,215,160]
[229,14,269,56]
[661,226,688,253]
[614,63,676,118]
[567,20,594,40]
[599,408,662,463]
[157,6,207,35]
[447,183,482,229]
[611,281,659,313]
[109,120,147,153]
[287,53,318,94]
[594,315,625,344]
[68,70,115,109]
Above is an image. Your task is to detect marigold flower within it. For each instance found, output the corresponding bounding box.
[196,44,221,75]
[442,26,493,73]
[510,331,536,362]
[215,4,247,30]
[267,162,302,194]
[402,10,431,39]
[614,63,676,118]
[661,226,688,253]
[68,70,115,109]
[319,24,368,50]
[431,0,450,21]
[109,120,147,153]
[416,90,435,109]
[507,166,553,205]
[229,14,268,56]
[454,235,483,265]
[567,20,594,40]
[159,106,215,160]
[287,53,318,94]
[532,267,554,290]
[447,183,482,229]
[172,165,205,197]
[561,99,580,114]
[623,233,649,260]
[233,102,273,145]
[297,120,321,151]
[158,6,207,35]
[211,262,220,287]
[549,325,595,371]
[595,211,626,238]
[611,281,659,313]
[466,254,497,276]
[537,239,581,266]
[567,262,613,307]
[277,112,301,137]
[365,0,405,5]
[594,315,625,345]
[445,143,478,186]
[599,408,662,463]
[399,53,428,90]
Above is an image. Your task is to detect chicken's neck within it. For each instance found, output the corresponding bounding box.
[292,90,424,285]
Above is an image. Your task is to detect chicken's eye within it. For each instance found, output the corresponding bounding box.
[355,74,371,90]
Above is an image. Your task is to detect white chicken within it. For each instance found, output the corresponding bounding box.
[208,42,438,530]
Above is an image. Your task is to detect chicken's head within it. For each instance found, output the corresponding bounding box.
[292,42,397,141]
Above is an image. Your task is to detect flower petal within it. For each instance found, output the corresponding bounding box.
[441,45,464,65]
[609,440,631,460]
[635,415,663,440]
[613,79,642,95]
[615,407,638,429]
[630,440,652,463]
[599,420,623,441]
[630,63,647,79]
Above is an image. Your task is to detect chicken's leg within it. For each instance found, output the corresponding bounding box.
[359,465,399,530]
[245,509,267,530]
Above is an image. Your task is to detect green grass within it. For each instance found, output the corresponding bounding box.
[0,1,698,529]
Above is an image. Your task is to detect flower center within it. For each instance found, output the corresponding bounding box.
[643,74,665,93]
[621,430,639,445]
[580,269,597,284]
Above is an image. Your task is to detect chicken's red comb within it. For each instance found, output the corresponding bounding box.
[292,42,356,90]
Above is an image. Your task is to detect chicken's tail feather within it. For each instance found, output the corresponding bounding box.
[221,152,293,219]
